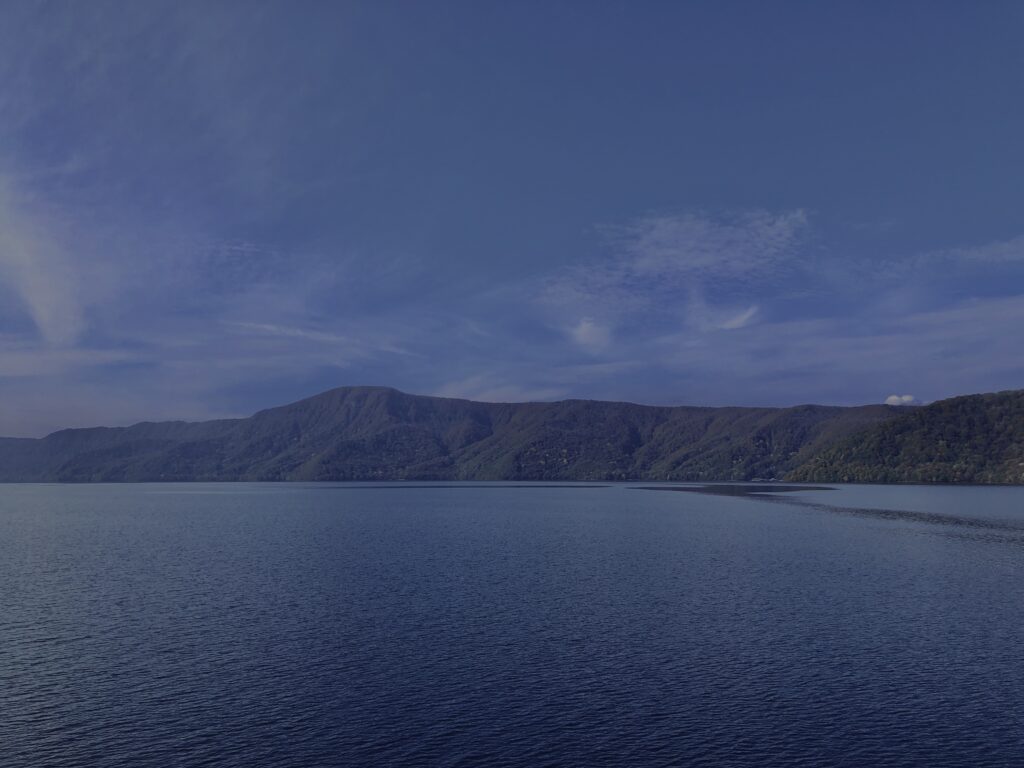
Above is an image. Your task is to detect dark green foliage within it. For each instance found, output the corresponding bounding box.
[4,385,1012,483]
[0,387,899,482]
[787,390,1024,484]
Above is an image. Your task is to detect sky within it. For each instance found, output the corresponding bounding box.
[2,0,1024,436]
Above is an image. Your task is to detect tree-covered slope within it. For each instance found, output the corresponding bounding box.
[787,390,1024,483]
[0,386,902,482]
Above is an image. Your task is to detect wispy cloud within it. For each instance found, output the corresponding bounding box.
[540,209,810,339]
[0,176,83,345]
[0,336,132,378]
[227,320,415,357]
[491,208,813,408]
[1,5,1022,434]
[685,289,760,332]
[423,216,1024,413]
[608,209,809,282]
[719,305,759,330]
[933,234,1024,265]
[651,294,1024,405]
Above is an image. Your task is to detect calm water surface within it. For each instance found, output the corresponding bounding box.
[2,483,1023,767]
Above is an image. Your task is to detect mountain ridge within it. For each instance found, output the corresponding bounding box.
[0,386,895,482]
[1,386,1021,483]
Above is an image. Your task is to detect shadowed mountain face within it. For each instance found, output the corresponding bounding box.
[0,386,905,482]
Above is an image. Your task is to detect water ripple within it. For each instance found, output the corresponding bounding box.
[2,483,1023,766]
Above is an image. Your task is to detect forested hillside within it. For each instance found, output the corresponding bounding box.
[0,386,898,482]
[5,386,1021,484]
[787,390,1024,483]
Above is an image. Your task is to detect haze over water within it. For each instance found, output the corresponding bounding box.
[3,483,1023,766]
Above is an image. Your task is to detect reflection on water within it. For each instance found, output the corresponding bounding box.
[633,483,836,495]
[638,482,1024,539]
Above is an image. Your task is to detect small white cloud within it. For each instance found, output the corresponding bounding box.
[885,394,917,406]
[569,318,611,351]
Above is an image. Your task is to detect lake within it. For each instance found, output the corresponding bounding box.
[2,482,1023,766]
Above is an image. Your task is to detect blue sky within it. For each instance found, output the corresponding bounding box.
[2,1,1024,435]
